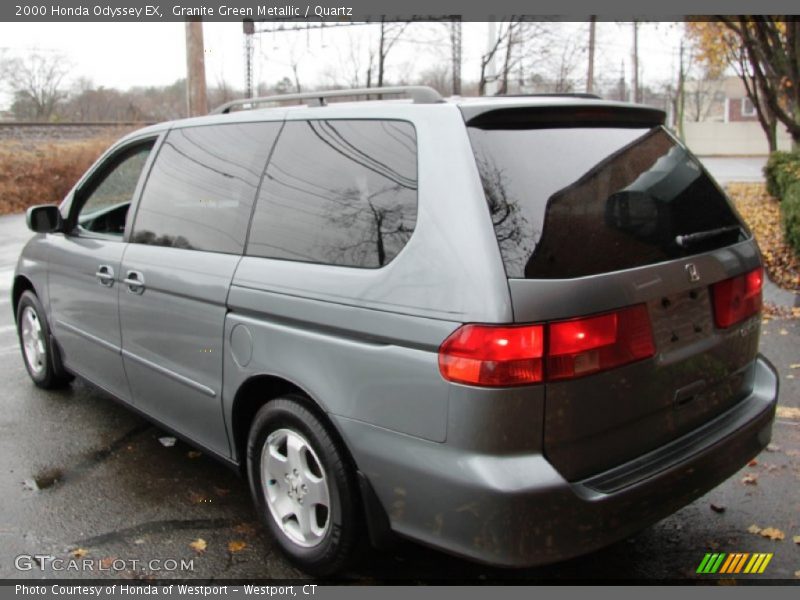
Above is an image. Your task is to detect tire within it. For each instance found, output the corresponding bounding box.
[16,290,73,389]
[247,395,360,576]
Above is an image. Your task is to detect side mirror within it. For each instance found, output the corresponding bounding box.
[26,205,64,234]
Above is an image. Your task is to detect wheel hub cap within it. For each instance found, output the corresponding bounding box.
[20,306,46,376]
[261,428,331,548]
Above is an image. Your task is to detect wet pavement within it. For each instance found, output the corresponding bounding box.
[0,214,798,582]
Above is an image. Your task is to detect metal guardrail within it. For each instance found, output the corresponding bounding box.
[211,86,444,114]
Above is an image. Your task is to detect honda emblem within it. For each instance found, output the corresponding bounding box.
[686,263,700,283]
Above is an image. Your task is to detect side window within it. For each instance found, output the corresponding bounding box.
[131,122,281,254]
[247,119,418,268]
[77,143,153,237]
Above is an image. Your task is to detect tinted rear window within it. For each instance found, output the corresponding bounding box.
[467,125,745,279]
[246,119,417,268]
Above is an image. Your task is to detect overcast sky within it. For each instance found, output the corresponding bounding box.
[0,21,683,108]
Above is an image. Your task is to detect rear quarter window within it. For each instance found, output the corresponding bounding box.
[246,119,418,268]
[467,123,746,279]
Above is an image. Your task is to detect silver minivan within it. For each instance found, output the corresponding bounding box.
[13,87,779,575]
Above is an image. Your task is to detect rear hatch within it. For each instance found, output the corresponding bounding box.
[464,104,763,481]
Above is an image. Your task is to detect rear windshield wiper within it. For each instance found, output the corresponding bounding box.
[675,225,742,248]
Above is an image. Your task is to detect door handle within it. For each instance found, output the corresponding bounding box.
[95,265,115,287]
[123,270,146,294]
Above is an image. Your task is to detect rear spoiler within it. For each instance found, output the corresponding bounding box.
[462,104,666,130]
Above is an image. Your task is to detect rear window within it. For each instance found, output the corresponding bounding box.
[467,124,746,279]
[246,119,417,268]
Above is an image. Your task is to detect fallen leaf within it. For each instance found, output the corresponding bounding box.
[233,522,256,536]
[790,364,800,369]
[795,570,800,578]
[158,437,176,448]
[780,328,789,335]
[227,540,247,553]
[793,535,800,545]
[741,473,758,485]
[788,374,796,379]
[728,184,800,292]
[189,538,207,554]
[100,557,116,569]
[748,524,762,534]
[759,527,785,541]
[777,406,800,420]
[766,443,781,452]
[71,548,88,558]
[134,538,145,545]
[187,451,202,459]
[748,459,758,467]
[710,503,726,513]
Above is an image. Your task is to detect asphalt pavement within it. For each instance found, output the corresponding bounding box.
[698,156,768,185]
[0,213,798,582]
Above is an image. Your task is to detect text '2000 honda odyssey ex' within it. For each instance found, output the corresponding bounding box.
[13,87,778,575]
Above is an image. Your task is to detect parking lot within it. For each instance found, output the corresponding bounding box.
[1,212,798,582]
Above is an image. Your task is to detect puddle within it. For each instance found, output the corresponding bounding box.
[22,424,150,491]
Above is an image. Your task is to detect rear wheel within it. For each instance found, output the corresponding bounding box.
[16,290,72,389]
[246,396,360,575]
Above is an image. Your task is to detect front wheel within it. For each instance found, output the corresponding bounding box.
[16,290,72,389]
[246,396,360,575]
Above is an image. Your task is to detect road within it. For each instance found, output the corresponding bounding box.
[698,156,767,185]
[0,214,798,582]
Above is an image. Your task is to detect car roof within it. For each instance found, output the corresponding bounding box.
[118,93,665,141]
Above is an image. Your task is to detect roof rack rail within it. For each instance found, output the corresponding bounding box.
[493,93,602,100]
[211,86,443,114]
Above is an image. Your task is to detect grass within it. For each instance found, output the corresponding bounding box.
[0,137,117,216]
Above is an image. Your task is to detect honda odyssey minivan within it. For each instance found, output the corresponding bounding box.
[13,86,779,575]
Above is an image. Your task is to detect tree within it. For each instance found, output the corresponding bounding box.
[376,20,410,88]
[1,51,71,120]
[687,18,800,150]
[479,20,522,95]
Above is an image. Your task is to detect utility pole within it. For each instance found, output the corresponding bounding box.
[450,19,462,96]
[677,39,686,140]
[185,20,208,117]
[243,19,254,99]
[587,16,596,94]
[631,20,639,103]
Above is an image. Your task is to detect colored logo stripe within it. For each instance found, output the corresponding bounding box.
[697,553,772,574]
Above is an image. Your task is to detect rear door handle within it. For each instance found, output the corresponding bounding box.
[95,265,115,287]
[123,270,146,294]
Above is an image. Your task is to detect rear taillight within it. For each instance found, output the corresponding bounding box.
[438,324,545,387]
[711,267,763,329]
[438,304,655,387]
[547,305,655,381]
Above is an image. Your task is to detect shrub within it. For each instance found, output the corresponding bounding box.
[783,180,800,257]
[764,151,800,199]
[0,138,116,216]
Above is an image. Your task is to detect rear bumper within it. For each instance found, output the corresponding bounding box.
[335,354,778,567]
